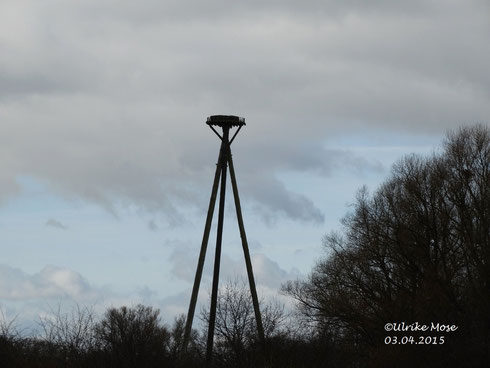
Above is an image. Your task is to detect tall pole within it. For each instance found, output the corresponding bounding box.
[206,126,230,367]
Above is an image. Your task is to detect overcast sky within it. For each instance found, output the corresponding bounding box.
[1,0,489,330]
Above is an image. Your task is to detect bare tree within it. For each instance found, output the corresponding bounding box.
[200,278,285,367]
[0,307,20,340]
[38,303,98,355]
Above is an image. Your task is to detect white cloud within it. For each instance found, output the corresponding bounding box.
[169,243,301,291]
[0,264,94,300]
[0,264,187,330]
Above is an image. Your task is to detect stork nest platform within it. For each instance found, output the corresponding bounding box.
[206,115,246,128]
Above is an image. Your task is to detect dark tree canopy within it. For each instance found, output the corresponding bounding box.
[284,124,490,367]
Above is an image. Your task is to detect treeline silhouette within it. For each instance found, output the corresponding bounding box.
[0,281,331,368]
[1,125,489,367]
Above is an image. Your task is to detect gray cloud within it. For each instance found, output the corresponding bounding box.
[0,0,488,222]
[147,219,158,231]
[246,176,325,225]
[53,0,445,26]
[46,218,68,230]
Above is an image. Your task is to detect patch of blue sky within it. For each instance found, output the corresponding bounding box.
[326,130,444,149]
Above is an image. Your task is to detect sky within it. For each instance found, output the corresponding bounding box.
[1,0,489,331]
